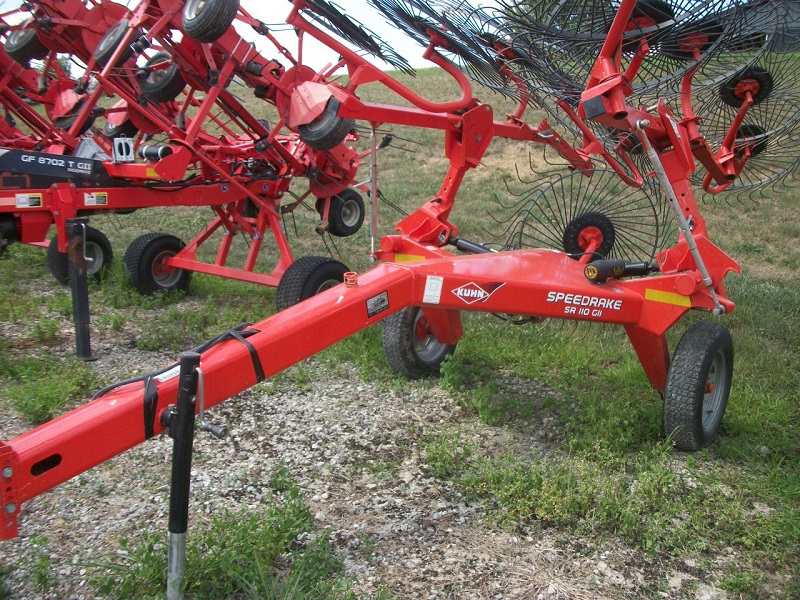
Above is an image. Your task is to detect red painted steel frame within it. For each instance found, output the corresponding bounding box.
[0,242,737,539]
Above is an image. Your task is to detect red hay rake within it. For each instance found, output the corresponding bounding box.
[1,0,798,592]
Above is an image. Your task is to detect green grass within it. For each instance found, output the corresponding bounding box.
[91,465,360,599]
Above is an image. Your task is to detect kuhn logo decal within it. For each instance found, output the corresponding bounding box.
[452,282,505,305]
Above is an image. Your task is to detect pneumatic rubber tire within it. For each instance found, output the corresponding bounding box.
[124,233,191,296]
[663,321,733,451]
[4,28,47,64]
[104,119,139,139]
[275,255,349,312]
[182,0,240,43]
[316,188,365,237]
[137,52,186,102]
[94,19,139,67]
[299,100,354,152]
[46,226,114,285]
[382,306,457,379]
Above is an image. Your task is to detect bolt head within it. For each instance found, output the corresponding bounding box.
[1,467,11,479]
[4,503,16,514]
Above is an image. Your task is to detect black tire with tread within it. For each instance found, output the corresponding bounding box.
[275,255,349,312]
[94,19,138,67]
[299,100,354,152]
[317,188,366,237]
[123,233,191,295]
[104,119,139,139]
[46,226,113,285]
[663,321,733,451]
[182,0,240,43]
[53,100,96,135]
[382,306,457,379]
[138,52,186,102]
[4,28,47,64]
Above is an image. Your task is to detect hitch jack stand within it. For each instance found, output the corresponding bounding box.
[66,219,95,360]
[161,352,201,600]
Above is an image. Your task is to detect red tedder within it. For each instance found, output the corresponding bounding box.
[1,0,798,544]
[0,0,374,290]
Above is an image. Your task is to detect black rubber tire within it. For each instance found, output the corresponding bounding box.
[299,100,354,152]
[182,0,240,43]
[4,28,47,64]
[46,226,114,285]
[316,188,365,237]
[103,118,139,139]
[137,52,186,102]
[720,67,773,108]
[562,212,616,258]
[53,100,96,135]
[382,306,457,379]
[663,321,733,451]
[123,233,191,295]
[275,255,349,312]
[94,19,138,67]
[734,124,768,159]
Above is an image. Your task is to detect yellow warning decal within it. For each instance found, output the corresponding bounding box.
[645,289,691,307]
[146,168,159,178]
[394,254,425,263]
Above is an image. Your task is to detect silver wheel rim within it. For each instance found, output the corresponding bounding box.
[151,250,181,288]
[184,0,206,21]
[340,198,361,228]
[85,242,104,277]
[412,310,448,364]
[9,30,30,45]
[315,279,339,295]
[702,350,728,430]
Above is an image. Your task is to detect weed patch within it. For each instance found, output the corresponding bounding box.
[92,464,356,599]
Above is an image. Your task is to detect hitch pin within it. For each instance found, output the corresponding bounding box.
[195,368,227,439]
[635,120,725,315]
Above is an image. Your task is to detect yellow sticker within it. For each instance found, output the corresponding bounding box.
[645,289,691,307]
[84,192,108,206]
[394,254,425,263]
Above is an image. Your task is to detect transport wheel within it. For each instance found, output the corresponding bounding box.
[46,226,113,285]
[53,100,96,135]
[275,255,349,312]
[720,67,773,108]
[137,52,186,102]
[382,306,456,379]
[298,100,354,152]
[183,0,240,43]
[124,233,191,295]
[4,28,47,64]
[103,118,138,139]
[663,321,733,451]
[562,211,616,258]
[316,188,365,237]
[94,19,138,67]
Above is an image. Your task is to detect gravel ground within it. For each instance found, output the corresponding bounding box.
[0,326,736,600]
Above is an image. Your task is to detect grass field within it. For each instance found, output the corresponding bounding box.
[0,65,798,598]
